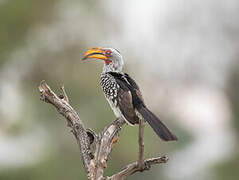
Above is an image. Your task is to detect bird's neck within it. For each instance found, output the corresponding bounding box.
[102,63,123,73]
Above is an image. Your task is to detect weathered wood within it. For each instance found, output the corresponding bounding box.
[107,156,169,180]
[39,81,169,180]
[39,81,92,175]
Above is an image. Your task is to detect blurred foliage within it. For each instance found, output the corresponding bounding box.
[226,62,239,133]
[213,61,239,180]
[0,152,86,180]
[213,152,239,180]
[0,0,238,180]
[0,1,172,179]
[0,0,56,65]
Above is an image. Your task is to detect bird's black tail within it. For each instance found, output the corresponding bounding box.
[137,106,178,141]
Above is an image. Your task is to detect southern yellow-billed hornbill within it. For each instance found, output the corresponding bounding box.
[82,47,177,141]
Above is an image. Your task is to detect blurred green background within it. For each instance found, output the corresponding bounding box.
[0,0,239,179]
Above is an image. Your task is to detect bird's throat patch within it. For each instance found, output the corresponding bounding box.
[105,59,112,65]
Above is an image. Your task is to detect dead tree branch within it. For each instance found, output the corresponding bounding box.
[107,156,168,180]
[138,119,145,170]
[38,81,169,180]
[93,118,125,180]
[39,80,92,173]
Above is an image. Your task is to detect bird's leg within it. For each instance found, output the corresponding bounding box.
[138,118,145,171]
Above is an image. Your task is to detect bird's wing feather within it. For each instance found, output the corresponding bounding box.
[108,72,145,108]
[108,72,141,124]
[117,88,138,124]
[124,73,144,104]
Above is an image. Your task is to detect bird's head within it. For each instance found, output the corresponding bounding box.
[82,47,124,73]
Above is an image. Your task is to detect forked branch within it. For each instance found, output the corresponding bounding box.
[38,81,168,180]
[39,80,92,172]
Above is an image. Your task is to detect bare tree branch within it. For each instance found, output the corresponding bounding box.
[93,118,125,180]
[39,81,92,176]
[60,83,69,103]
[38,81,169,180]
[138,119,145,170]
[108,156,169,180]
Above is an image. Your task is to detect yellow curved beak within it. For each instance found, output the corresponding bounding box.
[82,47,107,61]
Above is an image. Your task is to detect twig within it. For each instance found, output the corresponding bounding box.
[108,156,169,180]
[138,119,145,170]
[60,84,69,103]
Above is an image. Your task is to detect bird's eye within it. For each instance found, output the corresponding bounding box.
[105,50,112,56]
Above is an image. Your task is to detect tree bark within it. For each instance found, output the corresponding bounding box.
[39,81,168,180]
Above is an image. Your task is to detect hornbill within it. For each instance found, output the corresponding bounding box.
[82,47,177,141]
